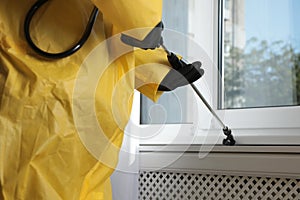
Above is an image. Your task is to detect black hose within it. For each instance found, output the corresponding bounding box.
[24,0,99,59]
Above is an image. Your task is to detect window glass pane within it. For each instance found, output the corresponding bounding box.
[141,0,190,124]
[223,0,300,109]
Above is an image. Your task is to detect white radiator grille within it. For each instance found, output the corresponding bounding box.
[139,171,300,200]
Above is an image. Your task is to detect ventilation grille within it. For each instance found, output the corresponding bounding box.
[139,171,300,200]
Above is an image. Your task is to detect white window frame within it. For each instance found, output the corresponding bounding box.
[133,0,300,146]
[214,0,300,145]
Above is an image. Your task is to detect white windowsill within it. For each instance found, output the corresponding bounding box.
[137,124,300,145]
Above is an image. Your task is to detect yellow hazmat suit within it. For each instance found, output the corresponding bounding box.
[0,0,170,199]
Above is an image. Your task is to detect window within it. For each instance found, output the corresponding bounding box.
[216,0,300,145]
[140,0,214,126]
[222,0,300,109]
[136,0,300,145]
[141,0,191,124]
[136,0,219,145]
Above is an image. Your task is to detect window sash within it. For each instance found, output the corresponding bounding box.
[212,0,300,145]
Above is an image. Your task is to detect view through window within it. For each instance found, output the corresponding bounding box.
[222,0,300,109]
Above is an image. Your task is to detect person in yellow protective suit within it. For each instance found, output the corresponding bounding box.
[0,0,203,199]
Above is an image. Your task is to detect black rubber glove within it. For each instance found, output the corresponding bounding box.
[158,53,204,91]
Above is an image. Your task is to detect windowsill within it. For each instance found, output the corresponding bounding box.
[137,124,300,145]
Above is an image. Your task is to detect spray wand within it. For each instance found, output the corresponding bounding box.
[121,22,236,145]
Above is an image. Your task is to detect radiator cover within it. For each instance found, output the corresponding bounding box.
[139,171,300,200]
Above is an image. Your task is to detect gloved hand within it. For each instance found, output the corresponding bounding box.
[120,22,204,91]
[158,53,204,91]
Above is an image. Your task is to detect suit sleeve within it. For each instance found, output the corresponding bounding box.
[91,0,171,102]
[134,49,170,102]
